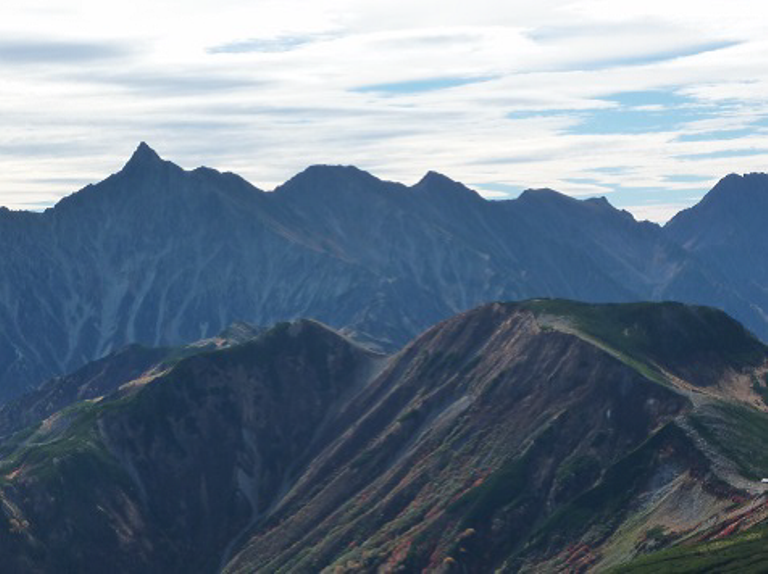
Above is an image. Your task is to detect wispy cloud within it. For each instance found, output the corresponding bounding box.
[71,70,266,95]
[208,34,333,54]
[0,0,767,223]
[0,38,131,65]
[558,41,740,72]
[676,148,768,160]
[353,76,496,95]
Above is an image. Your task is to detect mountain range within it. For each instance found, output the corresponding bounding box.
[0,300,766,572]
[3,149,768,571]
[1,143,767,402]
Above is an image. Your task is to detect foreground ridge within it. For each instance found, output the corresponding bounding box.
[0,301,766,572]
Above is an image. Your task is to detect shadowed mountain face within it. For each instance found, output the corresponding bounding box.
[1,301,767,573]
[665,173,768,328]
[0,144,766,400]
[0,320,383,574]
[0,321,263,440]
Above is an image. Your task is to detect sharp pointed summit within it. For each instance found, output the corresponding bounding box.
[123,141,165,171]
[417,170,455,186]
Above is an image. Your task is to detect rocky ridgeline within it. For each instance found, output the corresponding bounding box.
[0,144,767,404]
[0,301,767,572]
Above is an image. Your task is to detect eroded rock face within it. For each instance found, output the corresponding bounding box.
[224,304,698,573]
[2,301,766,573]
[2,144,767,401]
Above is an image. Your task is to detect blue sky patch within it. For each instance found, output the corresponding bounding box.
[353,76,494,95]
[562,90,718,135]
[506,91,721,137]
[664,174,715,183]
[604,90,691,107]
[676,128,755,142]
[592,184,709,210]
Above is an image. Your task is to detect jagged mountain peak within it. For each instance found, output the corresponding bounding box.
[302,163,368,175]
[517,187,574,202]
[680,172,768,211]
[664,171,768,250]
[47,143,186,215]
[276,164,383,192]
[513,188,640,227]
[416,170,455,186]
[123,141,165,169]
[6,144,768,405]
[412,170,482,202]
[584,195,612,207]
[702,172,768,201]
[54,143,268,217]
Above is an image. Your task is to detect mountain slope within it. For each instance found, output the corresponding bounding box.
[0,146,381,399]
[0,320,263,440]
[224,301,768,573]
[0,320,382,573]
[665,173,768,341]
[1,301,767,572]
[616,511,768,573]
[0,145,766,402]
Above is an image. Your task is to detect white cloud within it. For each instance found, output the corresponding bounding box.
[0,0,766,220]
[624,202,692,223]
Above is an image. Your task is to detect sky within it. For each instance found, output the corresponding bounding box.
[1,0,767,222]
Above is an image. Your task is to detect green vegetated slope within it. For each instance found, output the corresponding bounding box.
[616,522,768,573]
[226,301,768,573]
[520,299,766,386]
[1,300,768,573]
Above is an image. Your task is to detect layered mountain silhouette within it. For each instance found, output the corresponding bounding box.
[0,300,767,572]
[0,143,766,402]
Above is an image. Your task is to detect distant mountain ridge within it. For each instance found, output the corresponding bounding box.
[0,143,766,399]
